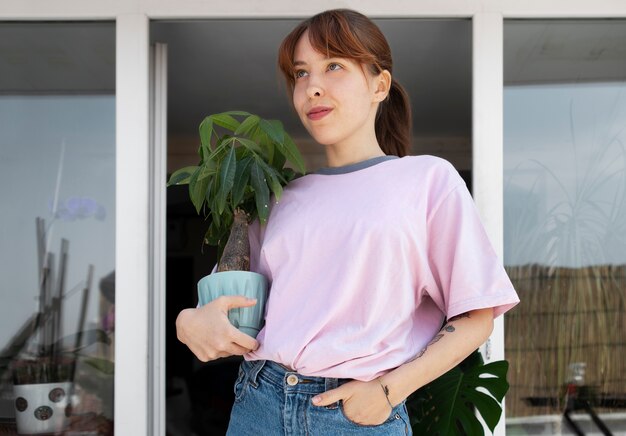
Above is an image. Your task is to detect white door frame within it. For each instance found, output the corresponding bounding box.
[149,42,168,436]
[2,2,625,435]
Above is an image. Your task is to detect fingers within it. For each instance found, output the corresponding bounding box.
[312,385,347,407]
[217,295,258,311]
[230,328,260,351]
[226,342,254,356]
[189,339,253,362]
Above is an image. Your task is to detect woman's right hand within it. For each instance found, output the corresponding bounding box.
[175,296,260,362]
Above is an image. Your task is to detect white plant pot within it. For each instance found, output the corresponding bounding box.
[13,382,73,435]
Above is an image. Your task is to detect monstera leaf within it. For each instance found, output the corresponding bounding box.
[407,350,509,435]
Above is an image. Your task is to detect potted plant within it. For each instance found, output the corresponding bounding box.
[2,217,113,435]
[167,111,306,337]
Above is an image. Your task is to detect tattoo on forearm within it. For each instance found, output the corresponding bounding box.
[405,312,471,363]
[428,334,444,346]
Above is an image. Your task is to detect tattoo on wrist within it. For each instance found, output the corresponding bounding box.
[378,378,394,409]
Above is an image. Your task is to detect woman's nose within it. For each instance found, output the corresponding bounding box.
[306,77,324,99]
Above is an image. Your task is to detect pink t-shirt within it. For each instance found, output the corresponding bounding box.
[243,154,519,381]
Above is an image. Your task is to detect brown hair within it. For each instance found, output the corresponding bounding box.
[277,9,412,157]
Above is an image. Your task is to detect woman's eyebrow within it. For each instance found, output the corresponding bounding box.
[293,57,344,67]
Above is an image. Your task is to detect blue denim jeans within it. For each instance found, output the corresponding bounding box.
[226,359,412,435]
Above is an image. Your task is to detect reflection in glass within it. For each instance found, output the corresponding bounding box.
[504,20,626,434]
[0,23,115,435]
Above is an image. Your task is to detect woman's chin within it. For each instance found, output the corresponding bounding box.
[306,131,342,147]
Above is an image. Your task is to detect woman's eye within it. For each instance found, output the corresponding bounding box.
[294,70,308,79]
[328,63,342,71]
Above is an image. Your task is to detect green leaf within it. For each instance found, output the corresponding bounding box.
[198,142,209,163]
[277,133,306,174]
[189,166,210,214]
[248,125,273,160]
[197,161,217,181]
[281,167,298,183]
[270,143,286,169]
[209,175,221,225]
[167,165,198,186]
[259,118,285,144]
[235,137,264,155]
[217,146,237,214]
[250,160,270,223]
[256,158,283,201]
[210,113,240,132]
[232,156,253,207]
[235,114,260,136]
[407,350,509,435]
[199,117,214,149]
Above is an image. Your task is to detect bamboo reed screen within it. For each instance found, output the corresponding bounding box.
[504,263,626,417]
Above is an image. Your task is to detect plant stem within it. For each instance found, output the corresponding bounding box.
[217,208,250,272]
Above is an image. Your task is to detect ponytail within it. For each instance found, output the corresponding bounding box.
[376,79,412,157]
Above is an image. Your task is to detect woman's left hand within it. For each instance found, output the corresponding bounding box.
[311,379,393,426]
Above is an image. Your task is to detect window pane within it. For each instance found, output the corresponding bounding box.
[504,20,626,434]
[0,22,115,435]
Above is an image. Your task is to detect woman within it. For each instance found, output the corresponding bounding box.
[176,9,520,435]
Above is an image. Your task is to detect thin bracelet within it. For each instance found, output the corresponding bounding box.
[378,378,394,409]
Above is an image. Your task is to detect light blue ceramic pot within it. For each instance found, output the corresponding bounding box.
[197,271,268,338]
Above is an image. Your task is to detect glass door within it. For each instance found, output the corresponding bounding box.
[0,22,116,435]
[504,19,626,435]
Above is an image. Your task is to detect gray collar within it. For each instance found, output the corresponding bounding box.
[314,155,399,175]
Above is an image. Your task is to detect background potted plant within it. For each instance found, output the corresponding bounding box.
[1,217,113,435]
[167,111,306,337]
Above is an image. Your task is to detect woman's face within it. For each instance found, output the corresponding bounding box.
[291,31,387,148]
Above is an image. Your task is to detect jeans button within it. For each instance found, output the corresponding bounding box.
[286,374,298,386]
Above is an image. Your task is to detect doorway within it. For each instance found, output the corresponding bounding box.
[151,17,472,435]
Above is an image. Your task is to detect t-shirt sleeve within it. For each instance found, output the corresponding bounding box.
[426,182,520,319]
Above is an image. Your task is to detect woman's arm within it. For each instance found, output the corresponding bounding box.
[311,307,494,426]
[380,307,494,405]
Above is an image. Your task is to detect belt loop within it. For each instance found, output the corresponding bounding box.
[248,359,266,388]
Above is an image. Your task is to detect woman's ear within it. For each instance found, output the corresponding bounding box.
[373,69,392,102]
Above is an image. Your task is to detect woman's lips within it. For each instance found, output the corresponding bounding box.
[307,107,333,120]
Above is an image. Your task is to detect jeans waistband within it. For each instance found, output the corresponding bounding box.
[243,359,351,395]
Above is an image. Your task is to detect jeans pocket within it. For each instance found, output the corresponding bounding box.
[233,364,247,403]
[338,400,396,428]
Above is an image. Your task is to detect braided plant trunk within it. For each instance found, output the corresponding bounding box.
[217,208,250,272]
